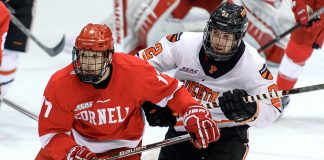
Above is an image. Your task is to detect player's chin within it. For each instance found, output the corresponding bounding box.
[82,72,92,75]
[83,71,99,75]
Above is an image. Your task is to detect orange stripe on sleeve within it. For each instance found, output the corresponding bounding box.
[0,68,17,75]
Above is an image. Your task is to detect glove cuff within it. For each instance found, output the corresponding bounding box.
[183,105,210,119]
[236,102,260,124]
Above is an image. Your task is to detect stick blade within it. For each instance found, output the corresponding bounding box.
[43,35,66,57]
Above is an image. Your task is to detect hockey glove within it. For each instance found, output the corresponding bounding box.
[142,101,177,127]
[292,0,309,25]
[219,89,259,124]
[183,105,220,149]
[66,145,96,160]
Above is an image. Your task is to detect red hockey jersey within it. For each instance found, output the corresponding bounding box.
[0,2,10,64]
[290,0,324,48]
[37,53,198,159]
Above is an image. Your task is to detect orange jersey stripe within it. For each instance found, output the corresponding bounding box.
[0,68,17,75]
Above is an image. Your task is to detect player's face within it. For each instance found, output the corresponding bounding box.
[210,29,236,54]
[79,50,105,76]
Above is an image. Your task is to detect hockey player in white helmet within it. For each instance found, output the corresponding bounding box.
[137,2,282,160]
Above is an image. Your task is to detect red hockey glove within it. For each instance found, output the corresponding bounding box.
[183,105,220,149]
[292,0,309,25]
[66,146,96,160]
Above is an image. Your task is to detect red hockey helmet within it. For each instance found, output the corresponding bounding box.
[75,23,114,51]
[72,23,114,84]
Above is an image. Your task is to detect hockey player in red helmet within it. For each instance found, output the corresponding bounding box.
[35,23,219,160]
[0,1,10,97]
[0,1,10,64]
[72,24,114,84]
[276,0,324,110]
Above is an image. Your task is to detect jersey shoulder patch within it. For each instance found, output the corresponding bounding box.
[166,32,183,42]
[259,64,273,80]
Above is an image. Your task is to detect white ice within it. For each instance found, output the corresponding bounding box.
[0,0,323,160]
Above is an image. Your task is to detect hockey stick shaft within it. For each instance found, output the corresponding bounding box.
[204,83,324,109]
[0,97,39,121]
[257,7,324,52]
[2,1,65,57]
[95,134,191,160]
[96,83,324,159]
[9,13,65,57]
[257,23,301,52]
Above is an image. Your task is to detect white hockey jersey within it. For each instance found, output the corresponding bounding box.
[138,32,281,131]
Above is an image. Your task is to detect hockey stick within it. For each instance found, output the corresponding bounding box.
[94,83,324,160]
[204,83,324,109]
[2,1,65,57]
[257,7,324,52]
[95,134,191,160]
[9,13,65,57]
[0,97,39,121]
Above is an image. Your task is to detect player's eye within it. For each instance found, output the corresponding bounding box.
[91,54,98,58]
[213,30,220,36]
[79,52,86,57]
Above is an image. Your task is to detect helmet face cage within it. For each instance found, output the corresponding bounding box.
[203,2,248,62]
[72,48,113,84]
[203,24,239,61]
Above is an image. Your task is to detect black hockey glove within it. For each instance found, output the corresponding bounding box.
[218,89,258,123]
[142,101,177,127]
